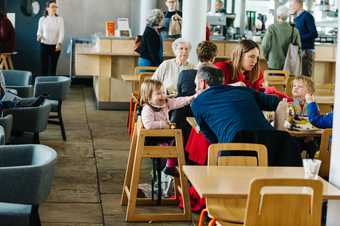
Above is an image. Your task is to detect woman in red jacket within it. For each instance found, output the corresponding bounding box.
[215,39,264,91]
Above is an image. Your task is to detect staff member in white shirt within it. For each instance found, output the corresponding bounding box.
[37,0,64,75]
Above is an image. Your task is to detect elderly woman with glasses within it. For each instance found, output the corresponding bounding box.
[152,38,194,96]
[138,9,164,67]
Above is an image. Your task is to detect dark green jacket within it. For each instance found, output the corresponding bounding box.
[261,22,301,70]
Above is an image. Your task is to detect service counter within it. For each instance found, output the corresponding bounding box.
[75,37,336,110]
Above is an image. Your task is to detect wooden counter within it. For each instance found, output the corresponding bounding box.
[75,38,336,110]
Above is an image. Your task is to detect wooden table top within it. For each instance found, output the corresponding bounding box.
[287,129,323,137]
[183,166,340,200]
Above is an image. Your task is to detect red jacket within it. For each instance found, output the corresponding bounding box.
[215,61,292,101]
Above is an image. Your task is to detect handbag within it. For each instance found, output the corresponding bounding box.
[168,14,182,36]
[133,35,142,54]
[283,25,302,76]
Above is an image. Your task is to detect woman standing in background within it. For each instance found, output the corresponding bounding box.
[37,0,64,75]
[138,9,164,67]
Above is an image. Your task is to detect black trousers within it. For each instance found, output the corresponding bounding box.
[40,43,61,75]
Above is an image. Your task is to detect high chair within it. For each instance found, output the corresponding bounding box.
[198,143,268,226]
[121,118,192,222]
[127,71,155,136]
[317,129,332,179]
[264,70,289,92]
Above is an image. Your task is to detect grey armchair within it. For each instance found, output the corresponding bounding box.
[2,70,33,97]
[34,76,71,141]
[0,114,13,144]
[4,101,51,144]
[0,144,57,226]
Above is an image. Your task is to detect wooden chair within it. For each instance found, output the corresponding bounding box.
[264,70,289,92]
[244,178,323,226]
[199,143,268,226]
[317,129,332,179]
[285,75,295,97]
[121,118,191,222]
[0,52,16,70]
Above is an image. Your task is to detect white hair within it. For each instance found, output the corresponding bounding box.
[277,5,289,21]
[171,38,192,55]
[146,9,164,27]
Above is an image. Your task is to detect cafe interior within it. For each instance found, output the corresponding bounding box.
[1,0,340,225]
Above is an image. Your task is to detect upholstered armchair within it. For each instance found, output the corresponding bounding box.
[34,76,71,141]
[0,144,57,226]
[2,70,33,97]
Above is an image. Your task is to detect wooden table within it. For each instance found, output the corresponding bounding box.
[121,74,140,82]
[287,129,323,137]
[183,166,340,200]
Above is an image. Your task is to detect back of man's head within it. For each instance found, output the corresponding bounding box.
[196,65,223,87]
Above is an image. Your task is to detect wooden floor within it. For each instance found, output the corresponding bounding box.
[37,86,193,226]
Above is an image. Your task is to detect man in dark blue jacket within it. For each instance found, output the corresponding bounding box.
[191,66,301,166]
[290,0,318,77]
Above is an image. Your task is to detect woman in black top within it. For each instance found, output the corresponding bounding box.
[138,9,164,67]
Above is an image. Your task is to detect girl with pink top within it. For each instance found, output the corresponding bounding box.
[140,79,196,176]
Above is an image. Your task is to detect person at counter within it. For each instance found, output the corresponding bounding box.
[161,0,182,39]
[152,38,194,95]
[215,40,264,91]
[138,9,164,67]
[215,0,226,14]
[262,6,301,70]
[289,0,318,77]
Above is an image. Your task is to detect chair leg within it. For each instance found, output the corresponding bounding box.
[30,205,41,226]
[58,101,67,141]
[33,133,40,144]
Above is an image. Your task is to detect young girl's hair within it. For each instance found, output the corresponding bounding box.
[140,79,163,104]
[293,76,315,94]
[231,39,260,83]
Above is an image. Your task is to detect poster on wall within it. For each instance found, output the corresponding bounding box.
[7,13,15,28]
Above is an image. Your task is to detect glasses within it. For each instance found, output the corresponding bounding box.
[50,5,58,8]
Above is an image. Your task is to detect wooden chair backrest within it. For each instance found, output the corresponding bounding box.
[208,143,268,167]
[134,66,158,75]
[206,143,268,224]
[318,129,332,178]
[264,70,289,92]
[244,178,323,226]
[314,83,335,96]
[285,75,295,97]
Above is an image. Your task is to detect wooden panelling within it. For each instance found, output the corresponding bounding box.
[111,39,135,55]
[163,40,174,57]
[110,78,132,102]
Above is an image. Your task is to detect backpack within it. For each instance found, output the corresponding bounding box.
[133,35,142,54]
[283,25,301,76]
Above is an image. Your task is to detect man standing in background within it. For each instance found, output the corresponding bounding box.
[289,0,318,77]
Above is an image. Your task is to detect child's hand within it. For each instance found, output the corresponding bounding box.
[305,94,315,104]
[230,81,246,87]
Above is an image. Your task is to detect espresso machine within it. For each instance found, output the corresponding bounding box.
[207,13,235,40]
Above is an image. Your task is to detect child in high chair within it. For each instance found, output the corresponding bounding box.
[290,76,318,157]
[290,76,315,116]
[140,79,197,176]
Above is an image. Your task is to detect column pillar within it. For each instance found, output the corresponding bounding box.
[239,0,246,36]
[139,0,157,35]
[182,0,207,65]
[326,13,340,226]
[210,0,216,13]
